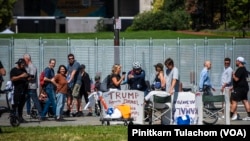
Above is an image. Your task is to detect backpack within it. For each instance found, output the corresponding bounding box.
[39,70,45,88]
[100,75,110,92]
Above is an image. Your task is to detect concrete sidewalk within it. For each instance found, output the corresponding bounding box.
[1,110,250,127]
[1,95,250,127]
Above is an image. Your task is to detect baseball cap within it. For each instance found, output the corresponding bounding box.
[236,57,246,64]
[15,58,26,65]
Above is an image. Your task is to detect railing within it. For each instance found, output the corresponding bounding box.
[0,38,250,94]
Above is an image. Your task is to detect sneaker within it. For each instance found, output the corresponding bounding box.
[76,111,84,117]
[242,116,250,121]
[63,110,70,117]
[55,116,65,122]
[72,112,77,117]
[231,113,240,120]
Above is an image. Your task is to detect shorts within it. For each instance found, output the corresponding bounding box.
[231,88,249,102]
[72,84,82,99]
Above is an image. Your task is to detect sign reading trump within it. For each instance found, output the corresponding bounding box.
[102,90,144,125]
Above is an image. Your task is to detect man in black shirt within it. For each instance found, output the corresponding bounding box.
[10,58,29,123]
[231,57,250,120]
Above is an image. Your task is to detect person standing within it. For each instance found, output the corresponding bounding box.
[152,63,166,91]
[230,57,250,120]
[72,64,89,117]
[199,60,216,108]
[79,64,92,116]
[51,65,68,121]
[127,61,147,94]
[0,60,6,91]
[164,58,179,95]
[23,53,42,118]
[0,60,5,133]
[41,58,57,120]
[64,53,81,117]
[220,57,233,119]
[10,58,29,123]
[109,64,126,90]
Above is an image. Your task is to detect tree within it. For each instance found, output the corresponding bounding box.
[0,0,16,31]
[226,0,250,37]
[152,0,165,13]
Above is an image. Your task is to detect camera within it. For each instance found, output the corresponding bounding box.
[28,74,35,78]
[122,72,126,75]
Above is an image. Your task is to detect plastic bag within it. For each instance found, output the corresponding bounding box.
[176,115,190,125]
[116,104,131,119]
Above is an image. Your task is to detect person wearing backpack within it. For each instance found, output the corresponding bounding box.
[40,58,57,120]
[23,53,43,119]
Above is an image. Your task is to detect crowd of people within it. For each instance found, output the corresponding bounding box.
[0,54,250,123]
[198,57,250,121]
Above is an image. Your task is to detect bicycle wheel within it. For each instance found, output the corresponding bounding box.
[10,116,20,127]
[202,108,218,125]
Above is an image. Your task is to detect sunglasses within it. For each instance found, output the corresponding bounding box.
[68,57,74,60]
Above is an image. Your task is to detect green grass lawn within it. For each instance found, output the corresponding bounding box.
[0,125,127,141]
[0,30,238,39]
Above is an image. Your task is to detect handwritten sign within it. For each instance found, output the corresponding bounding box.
[102,90,144,124]
[172,92,198,125]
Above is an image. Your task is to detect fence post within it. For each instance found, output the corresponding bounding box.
[195,92,203,125]
[224,87,231,125]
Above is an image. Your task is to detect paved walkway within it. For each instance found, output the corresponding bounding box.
[1,95,250,127]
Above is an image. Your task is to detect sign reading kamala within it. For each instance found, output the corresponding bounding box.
[172,92,198,125]
[102,90,144,125]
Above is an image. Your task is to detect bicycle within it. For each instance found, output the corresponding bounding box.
[0,87,20,127]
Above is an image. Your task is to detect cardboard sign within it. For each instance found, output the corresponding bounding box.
[172,92,198,125]
[102,90,144,124]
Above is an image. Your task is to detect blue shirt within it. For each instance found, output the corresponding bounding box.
[199,67,212,91]
[44,67,55,89]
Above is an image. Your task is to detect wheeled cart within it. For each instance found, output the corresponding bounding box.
[100,117,134,126]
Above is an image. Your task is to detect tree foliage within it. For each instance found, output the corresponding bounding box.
[128,0,190,31]
[152,0,165,13]
[0,0,16,31]
[226,0,250,37]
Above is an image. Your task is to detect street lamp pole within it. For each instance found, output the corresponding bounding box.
[114,0,120,64]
